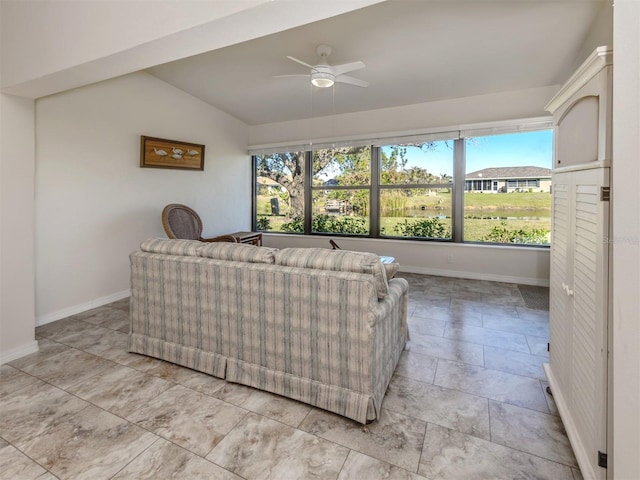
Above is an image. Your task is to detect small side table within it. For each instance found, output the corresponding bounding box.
[228,231,263,246]
[379,256,398,279]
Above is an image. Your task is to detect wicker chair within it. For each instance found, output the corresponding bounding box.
[161,204,237,243]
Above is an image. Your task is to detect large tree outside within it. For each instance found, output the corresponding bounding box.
[255,151,305,224]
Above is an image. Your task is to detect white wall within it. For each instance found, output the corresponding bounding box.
[249,85,558,147]
[574,0,614,72]
[0,93,38,363]
[263,234,550,286]
[35,72,250,324]
[612,1,640,477]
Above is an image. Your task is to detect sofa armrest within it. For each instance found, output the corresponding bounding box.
[366,276,409,419]
[371,277,408,323]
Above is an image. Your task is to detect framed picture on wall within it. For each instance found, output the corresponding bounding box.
[140,136,205,170]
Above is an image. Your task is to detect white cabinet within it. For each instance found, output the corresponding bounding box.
[544,46,612,480]
[546,46,612,169]
[548,167,609,479]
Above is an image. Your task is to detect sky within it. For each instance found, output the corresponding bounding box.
[381,129,553,177]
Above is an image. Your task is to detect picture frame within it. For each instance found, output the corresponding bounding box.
[140,136,205,171]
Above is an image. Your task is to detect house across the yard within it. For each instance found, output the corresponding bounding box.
[257,176,285,194]
[465,166,552,193]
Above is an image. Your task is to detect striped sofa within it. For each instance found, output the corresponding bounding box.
[129,238,408,423]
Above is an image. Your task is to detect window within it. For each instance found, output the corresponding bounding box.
[252,124,553,246]
[464,131,553,245]
[505,179,540,189]
[311,146,371,235]
[379,141,453,239]
[254,151,305,233]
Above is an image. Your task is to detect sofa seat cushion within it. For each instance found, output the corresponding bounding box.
[140,238,202,256]
[274,248,389,299]
[197,242,277,264]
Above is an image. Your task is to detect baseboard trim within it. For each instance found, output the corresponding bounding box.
[36,289,130,327]
[0,340,39,365]
[543,363,593,479]
[398,265,550,287]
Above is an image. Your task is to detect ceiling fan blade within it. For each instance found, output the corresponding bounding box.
[330,61,365,77]
[335,74,369,87]
[273,74,311,79]
[286,56,315,70]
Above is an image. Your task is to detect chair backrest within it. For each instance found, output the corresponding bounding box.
[162,204,203,240]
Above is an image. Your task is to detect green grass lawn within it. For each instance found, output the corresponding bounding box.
[463,192,551,210]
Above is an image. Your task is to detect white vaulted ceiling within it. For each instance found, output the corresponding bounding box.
[147,0,607,126]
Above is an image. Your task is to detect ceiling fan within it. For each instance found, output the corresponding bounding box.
[275,44,369,88]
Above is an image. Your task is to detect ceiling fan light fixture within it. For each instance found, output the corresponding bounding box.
[311,72,335,88]
[279,46,367,89]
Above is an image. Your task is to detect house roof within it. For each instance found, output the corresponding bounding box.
[465,166,552,180]
[257,176,288,186]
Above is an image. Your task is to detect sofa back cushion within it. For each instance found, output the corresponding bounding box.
[274,248,389,299]
[197,242,277,264]
[140,238,202,256]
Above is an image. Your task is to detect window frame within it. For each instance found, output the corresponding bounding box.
[251,121,552,247]
[377,140,454,240]
[309,146,373,236]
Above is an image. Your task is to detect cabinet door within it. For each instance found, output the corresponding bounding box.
[549,167,609,480]
[549,172,573,391]
[571,167,609,480]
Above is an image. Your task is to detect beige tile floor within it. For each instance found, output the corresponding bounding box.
[0,274,582,480]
